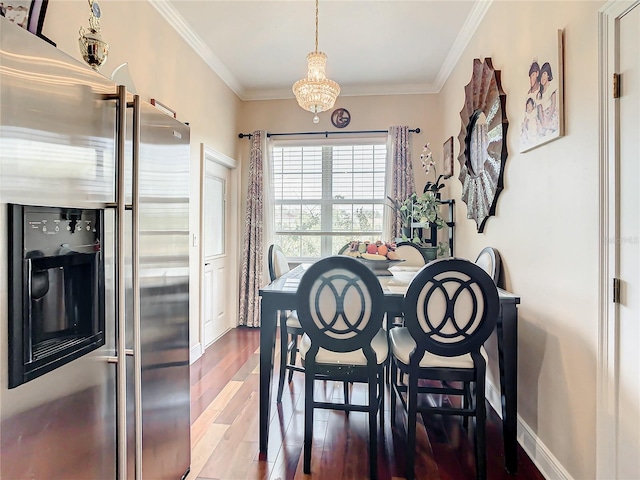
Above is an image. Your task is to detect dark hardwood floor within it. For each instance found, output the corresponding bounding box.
[187,327,544,480]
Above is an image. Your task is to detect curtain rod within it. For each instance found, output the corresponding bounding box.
[238,127,420,139]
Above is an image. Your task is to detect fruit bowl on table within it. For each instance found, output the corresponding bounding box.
[355,254,405,276]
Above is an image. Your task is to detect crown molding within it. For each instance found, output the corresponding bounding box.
[433,0,493,92]
[148,0,245,98]
[243,82,440,102]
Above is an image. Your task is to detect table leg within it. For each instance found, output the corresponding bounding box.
[497,302,518,473]
[259,298,278,456]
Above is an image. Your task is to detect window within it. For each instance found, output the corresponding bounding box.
[271,141,387,259]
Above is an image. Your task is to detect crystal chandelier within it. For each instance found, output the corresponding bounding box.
[292,0,340,123]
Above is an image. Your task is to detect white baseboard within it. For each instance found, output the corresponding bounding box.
[190,342,203,365]
[190,328,234,365]
[486,380,573,480]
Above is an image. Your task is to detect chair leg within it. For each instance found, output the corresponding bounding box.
[473,356,488,480]
[287,333,299,383]
[390,359,397,425]
[378,365,385,431]
[463,381,471,429]
[277,317,288,403]
[304,363,315,474]
[368,364,379,480]
[343,380,350,407]
[406,371,419,480]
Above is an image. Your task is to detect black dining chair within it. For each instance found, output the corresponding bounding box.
[389,258,500,480]
[267,244,304,402]
[474,246,503,287]
[296,255,387,479]
[394,241,428,266]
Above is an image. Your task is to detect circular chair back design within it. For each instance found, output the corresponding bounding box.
[297,256,385,354]
[403,257,499,358]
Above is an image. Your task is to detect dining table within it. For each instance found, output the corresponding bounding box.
[258,263,521,473]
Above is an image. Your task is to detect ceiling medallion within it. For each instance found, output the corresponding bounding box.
[457,58,508,233]
[292,0,340,124]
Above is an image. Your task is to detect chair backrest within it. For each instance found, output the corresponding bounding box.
[337,242,351,255]
[403,258,499,359]
[395,242,426,266]
[268,244,290,282]
[474,247,502,287]
[296,256,385,354]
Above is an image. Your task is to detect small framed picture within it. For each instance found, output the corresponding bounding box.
[519,29,565,152]
[1,0,54,45]
[1,0,44,34]
[443,136,454,178]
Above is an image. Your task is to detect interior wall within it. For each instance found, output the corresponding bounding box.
[435,1,604,478]
[237,93,444,220]
[40,1,242,356]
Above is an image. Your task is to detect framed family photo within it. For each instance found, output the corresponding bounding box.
[519,29,565,153]
[0,0,54,45]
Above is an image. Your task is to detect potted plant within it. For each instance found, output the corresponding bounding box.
[388,192,447,260]
[407,192,447,260]
[387,195,414,239]
[420,143,446,197]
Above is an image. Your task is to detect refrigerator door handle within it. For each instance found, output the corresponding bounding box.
[114,88,143,480]
[114,85,128,480]
[131,93,143,480]
[105,349,133,364]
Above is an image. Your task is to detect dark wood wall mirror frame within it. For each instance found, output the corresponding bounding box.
[457,57,509,233]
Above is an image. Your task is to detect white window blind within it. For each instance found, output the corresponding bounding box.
[272,141,387,259]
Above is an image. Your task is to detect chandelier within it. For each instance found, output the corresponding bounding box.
[292,0,340,123]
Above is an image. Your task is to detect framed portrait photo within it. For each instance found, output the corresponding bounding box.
[1,0,54,44]
[443,136,454,178]
[519,29,564,153]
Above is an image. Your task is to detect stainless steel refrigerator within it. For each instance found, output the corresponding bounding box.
[0,18,191,480]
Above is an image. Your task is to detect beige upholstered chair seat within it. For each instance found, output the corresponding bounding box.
[300,328,388,366]
[389,327,488,368]
[285,310,301,328]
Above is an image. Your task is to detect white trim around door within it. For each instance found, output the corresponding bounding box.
[597,2,640,478]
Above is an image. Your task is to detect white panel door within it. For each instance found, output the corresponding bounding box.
[203,161,231,347]
[617,4,640,477]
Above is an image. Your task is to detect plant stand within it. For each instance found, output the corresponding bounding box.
[411,199,455,256]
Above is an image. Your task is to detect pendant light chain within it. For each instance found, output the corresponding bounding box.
[292,0,340,120]
[314,0,319,53]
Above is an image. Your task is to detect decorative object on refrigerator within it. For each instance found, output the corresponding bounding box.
[79,0,109,69]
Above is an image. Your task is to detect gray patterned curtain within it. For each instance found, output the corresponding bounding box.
[384,126,415,240]
[239,130,266,327]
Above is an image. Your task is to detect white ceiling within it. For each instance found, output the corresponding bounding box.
[149,0,491,101]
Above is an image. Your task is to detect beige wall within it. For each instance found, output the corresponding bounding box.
[436,1,603,478]
[238,94,443,193]
[41,0,243,355]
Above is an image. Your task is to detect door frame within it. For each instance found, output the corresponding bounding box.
[195,144,237,363]
[597,1,640,477]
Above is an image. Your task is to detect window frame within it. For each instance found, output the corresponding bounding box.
[270,136,388,261]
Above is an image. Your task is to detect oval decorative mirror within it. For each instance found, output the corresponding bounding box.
[457,58,508,232]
